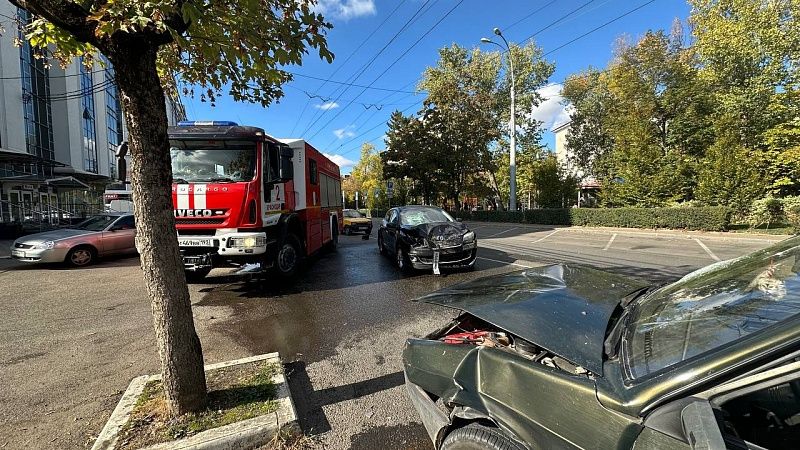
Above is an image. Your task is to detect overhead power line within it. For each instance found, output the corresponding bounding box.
[521,0,598,43]
[543,0,658,57]
[306,0,464,141]
[503,0,559,32]
[286,72,419,94]
[299,0,437,137]
[289,0,408,136]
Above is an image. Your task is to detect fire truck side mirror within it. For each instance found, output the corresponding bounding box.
[278,146,294,182]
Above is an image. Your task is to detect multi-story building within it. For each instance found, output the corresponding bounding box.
[0,2,185,228]
[552,120,600,207]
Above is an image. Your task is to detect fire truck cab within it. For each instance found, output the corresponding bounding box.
[169,121,342,280]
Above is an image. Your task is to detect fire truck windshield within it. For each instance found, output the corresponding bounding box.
[169,142,256,183]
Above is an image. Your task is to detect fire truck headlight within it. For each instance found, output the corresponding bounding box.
[229,236,266,249]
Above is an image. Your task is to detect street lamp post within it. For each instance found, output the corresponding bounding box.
[481,28,517,211]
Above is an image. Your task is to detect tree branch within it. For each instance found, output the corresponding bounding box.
[7,0,96,44]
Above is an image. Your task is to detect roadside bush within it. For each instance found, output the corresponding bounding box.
[782,196,800,232]
[747,197,784,228]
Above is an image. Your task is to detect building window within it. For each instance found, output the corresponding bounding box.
[17,8,55,168]
[80,58,98,173]
[102,56,123,179]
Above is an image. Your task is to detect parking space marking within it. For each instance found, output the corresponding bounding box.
[694,238,721,262]
[485,227,518,238]
[477,256,533,268]
[603,233,618,251]
[532,229,560,244]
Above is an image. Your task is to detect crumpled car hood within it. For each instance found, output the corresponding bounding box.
[414,264,649,374]
[403,221,467,247]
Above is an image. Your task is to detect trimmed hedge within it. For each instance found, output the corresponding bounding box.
[451,206,732,231]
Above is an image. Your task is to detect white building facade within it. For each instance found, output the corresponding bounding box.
[0,1,185,228]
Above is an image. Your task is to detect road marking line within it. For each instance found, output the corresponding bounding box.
[485,227,518,238]
[532,229,560,244]
[603,233,618,251]
[694,238,721,262]
[477,256,532,268]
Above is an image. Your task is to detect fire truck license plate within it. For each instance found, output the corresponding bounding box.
[179,238,213,247]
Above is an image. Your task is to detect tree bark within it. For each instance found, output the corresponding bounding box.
[110,44,208,415]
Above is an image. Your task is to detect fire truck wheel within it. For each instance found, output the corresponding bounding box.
[326,225,339,252]
[276,234,301,278]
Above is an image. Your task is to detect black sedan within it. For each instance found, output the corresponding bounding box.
[377,205,477,274]
[403,236,800,450]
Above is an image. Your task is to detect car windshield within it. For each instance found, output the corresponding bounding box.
[625,236,800,379]
[400,208,454,226]
[73,215,117,231]
[169,141,256,183]
[344,210,364,218]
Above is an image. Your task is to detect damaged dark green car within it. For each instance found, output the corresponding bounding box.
[403,235,800,450]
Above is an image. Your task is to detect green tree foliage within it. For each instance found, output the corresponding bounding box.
[384,42,555,209]
[562,4,799,212]
[563,29,714,207]
[349,143,385,210]
[690,0,800,202]
[10,0,332,416]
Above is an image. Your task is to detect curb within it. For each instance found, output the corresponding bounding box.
[92,352,296,450]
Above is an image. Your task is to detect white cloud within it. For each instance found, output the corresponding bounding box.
[314,0,376,20]
[324,153,356,168]
[530,84,571,130]
[315,101,339,111]
[333,125,356,139]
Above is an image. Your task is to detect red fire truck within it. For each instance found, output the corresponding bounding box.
[168,121,343,280]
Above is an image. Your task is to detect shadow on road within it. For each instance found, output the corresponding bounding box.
[285,361,406,436]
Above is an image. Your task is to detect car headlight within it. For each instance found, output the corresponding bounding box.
[463,231,476,243]
[33,240,55,250]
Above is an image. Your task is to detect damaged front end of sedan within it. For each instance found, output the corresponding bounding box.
[404,223,477,275]
[402,265,649,449]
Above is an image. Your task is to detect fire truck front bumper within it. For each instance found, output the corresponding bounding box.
[179,231,271,271]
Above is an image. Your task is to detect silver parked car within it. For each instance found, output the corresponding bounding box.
[10,213,137,267]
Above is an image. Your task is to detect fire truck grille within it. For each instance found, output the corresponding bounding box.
[175,218,225,225]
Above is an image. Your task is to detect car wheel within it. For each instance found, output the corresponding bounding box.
[185,268,211,283]
[66,246,96,267]
[276,234,301,278]
[396,245,412,273]
[378,233,387,255]
[441,424,526,450]
[344,226,351,236]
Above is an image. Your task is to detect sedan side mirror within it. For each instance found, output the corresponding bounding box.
[681,401,726,450]
[456,217,462,222]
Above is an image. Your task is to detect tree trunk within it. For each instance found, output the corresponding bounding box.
[110,45,208,415]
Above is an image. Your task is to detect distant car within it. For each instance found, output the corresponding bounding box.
[403,236,800,450]
[377,205,477,274]
[10,213,137,267]
[342,209,372,235]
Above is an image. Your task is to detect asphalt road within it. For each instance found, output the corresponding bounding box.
[0,223,787,449]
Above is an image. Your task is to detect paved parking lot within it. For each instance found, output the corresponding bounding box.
[0,222,789,449]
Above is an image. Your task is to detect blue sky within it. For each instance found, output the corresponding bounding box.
[180,0,692,174]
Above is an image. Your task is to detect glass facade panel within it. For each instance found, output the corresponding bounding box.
[102,56,123,179]
[80,58,98,173]
[17,8,54,171]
